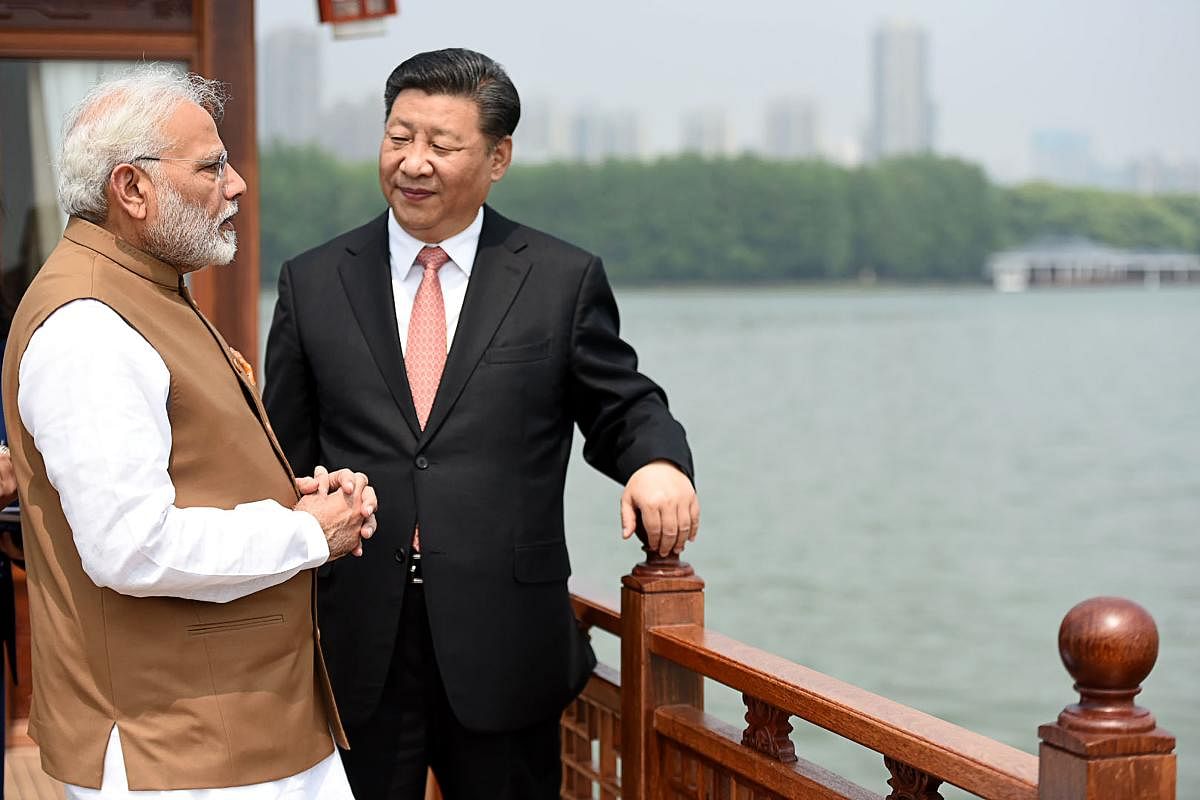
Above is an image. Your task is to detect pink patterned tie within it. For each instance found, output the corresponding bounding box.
[407,245,449,552]
[406,246,449,427]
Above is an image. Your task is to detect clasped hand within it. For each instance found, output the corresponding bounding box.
[294,466,378,560]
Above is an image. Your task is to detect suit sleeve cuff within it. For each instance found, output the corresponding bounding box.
[614,427,695,485]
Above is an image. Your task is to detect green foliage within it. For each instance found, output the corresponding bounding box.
[258,143,1199,287]
[852,156,1000,281]
[999,183,1200,252]
[489,155,854,283]
[259,144,381,287]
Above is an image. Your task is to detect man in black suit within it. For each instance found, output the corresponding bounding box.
[264,48,699,799]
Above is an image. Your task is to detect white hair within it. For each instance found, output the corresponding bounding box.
[56,65,228,223]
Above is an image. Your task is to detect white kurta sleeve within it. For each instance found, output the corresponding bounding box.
[17,299,329,604]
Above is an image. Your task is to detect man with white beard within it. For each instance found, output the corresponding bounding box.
[1,66,374,798]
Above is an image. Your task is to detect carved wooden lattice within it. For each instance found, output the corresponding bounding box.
[560,672,622,799]
[741,694,797,763]
[661,737,789,800]
[884,755,944,800]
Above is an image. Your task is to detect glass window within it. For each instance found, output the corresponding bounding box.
[0,60,185,293]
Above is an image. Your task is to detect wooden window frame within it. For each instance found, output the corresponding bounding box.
[0,0,261,369]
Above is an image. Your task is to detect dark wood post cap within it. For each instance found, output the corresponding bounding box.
[1055,596,1158,734]
[624,515,700,578]
[630,521,694,579]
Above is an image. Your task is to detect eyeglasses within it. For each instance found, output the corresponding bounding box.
[132,151,228,183]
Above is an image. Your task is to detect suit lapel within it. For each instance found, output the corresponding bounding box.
[337,212,422,438]
[420,207,531,445]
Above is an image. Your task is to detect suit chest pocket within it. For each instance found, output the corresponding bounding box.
[483,338,551,364]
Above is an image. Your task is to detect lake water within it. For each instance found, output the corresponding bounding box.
[260,284,1200,797]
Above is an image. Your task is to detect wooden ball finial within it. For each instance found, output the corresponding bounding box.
[1056,596,1159,734]
[631,521,694,578]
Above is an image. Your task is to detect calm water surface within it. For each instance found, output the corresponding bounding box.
[261,284,1200,797]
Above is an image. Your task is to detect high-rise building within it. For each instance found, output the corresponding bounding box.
[599,112,643,161]
[316,94,386,162]
[1030,130,1096,187]
[825,136,863,168]
[515,100,573,163]
[762,98,817,160]
[867,21,934,160]
[680,109,735,158]
[567,109,644,163]
[1128,155,1200,196]
[258,27,322,146]
[1029,131,1199,193]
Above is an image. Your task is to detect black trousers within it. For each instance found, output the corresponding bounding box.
[339,579,561,800]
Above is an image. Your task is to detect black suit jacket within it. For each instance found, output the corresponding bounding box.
[263,206,693,732]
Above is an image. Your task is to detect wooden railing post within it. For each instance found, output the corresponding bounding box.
[1038,597,1176,800]
[620,536,704,800]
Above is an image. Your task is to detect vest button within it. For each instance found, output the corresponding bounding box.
[415,455,429,470]
[394,547,406,563]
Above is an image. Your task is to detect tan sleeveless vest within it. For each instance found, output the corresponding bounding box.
[1,218,346,790]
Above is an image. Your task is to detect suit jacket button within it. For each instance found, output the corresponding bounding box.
[394,547,406,563]
[415,455,429,470]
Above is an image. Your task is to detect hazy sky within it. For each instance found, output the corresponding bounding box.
[256,0,1199,182]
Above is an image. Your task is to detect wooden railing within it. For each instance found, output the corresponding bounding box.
[553,542,1176,800]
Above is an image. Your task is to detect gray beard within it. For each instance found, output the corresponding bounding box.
[142,182,238,270]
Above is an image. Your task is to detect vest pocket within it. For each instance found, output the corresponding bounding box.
[186,614,285,637]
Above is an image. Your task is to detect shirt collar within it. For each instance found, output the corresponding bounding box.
[387,207,483,279]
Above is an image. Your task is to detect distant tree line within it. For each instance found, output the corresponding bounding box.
[259,145,1200,288]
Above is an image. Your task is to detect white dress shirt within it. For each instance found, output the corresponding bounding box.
[387,206,483,354]
[18,299,352,799]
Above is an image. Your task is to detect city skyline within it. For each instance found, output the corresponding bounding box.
[868,21,933,161]
[255,0,1199,184]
